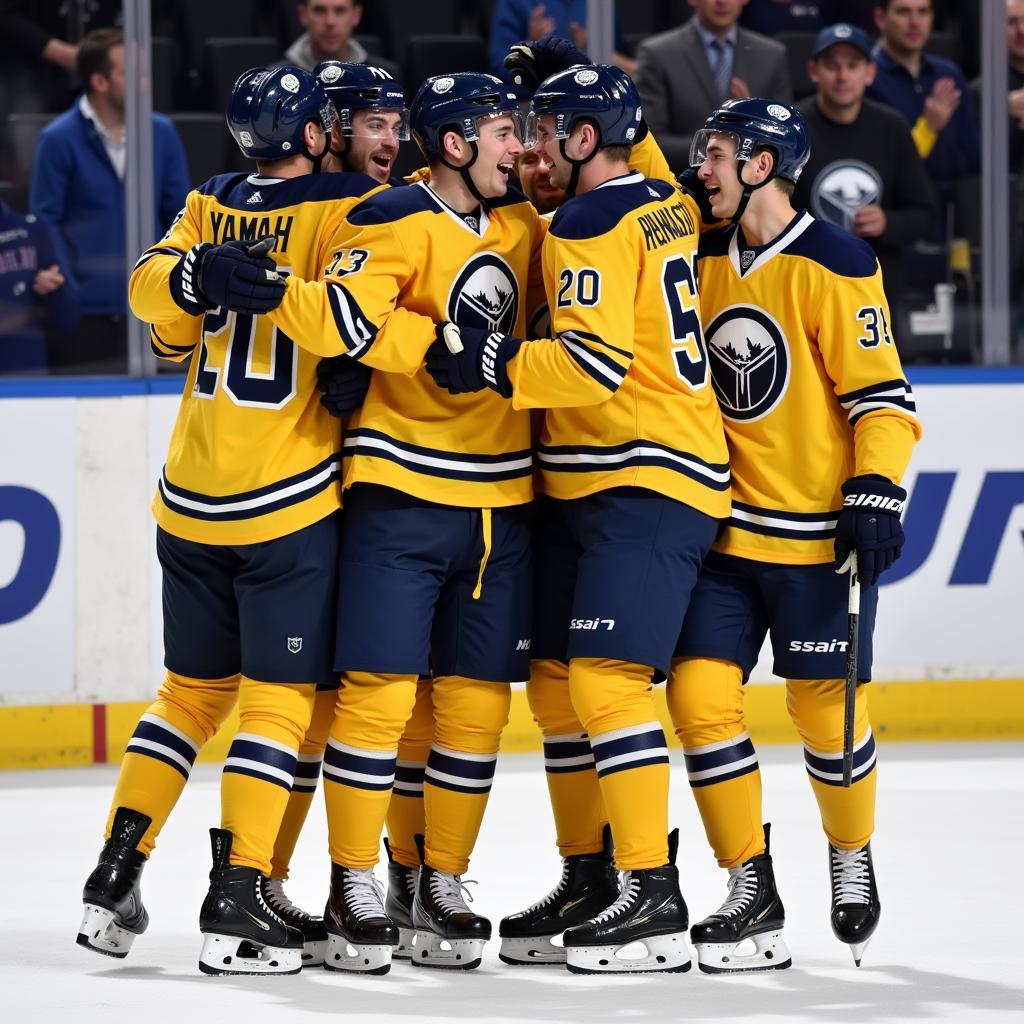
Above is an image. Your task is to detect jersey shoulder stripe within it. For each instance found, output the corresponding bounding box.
[200,170,378,211]
[348,180,440,225]
[697,224,734,260]
[784,217,878,278]
[549,174,675,240]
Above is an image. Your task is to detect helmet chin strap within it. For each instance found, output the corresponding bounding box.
[440,140,493,209]
[303,123,334,174]
[558,135,599,198]
[732,155,778,221]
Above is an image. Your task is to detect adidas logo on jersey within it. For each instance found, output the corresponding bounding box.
[247,191,263,205]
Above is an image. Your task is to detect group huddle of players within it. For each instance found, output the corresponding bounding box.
[75,35,920,979]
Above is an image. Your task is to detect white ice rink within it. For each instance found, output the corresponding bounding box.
[3,744,1022,1024]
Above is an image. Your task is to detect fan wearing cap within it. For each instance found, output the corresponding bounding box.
[791,24,932,323]
[666,97,921,972]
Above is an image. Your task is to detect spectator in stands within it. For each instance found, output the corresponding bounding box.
[867,0,980,192]
[281,0,399,78]
[488,1,634,80]
[0,197,79,374]
[793,23,932,337]
[635,0,792,171]
[28,28,189,374]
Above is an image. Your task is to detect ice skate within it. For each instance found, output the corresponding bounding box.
[830,841,880,966]
[384,838,418,960]
[691,824,791,974]
[263,877,327,968]
[323,862,398,975]
[498,828,619,966]
[197,829,303,976]
[563,830,692,975]
[411,862,490,971]
[77,807,151,959]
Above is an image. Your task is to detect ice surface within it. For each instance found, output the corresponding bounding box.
[3,743,1022,1024]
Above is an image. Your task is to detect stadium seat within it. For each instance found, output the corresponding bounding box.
[776,32,816,100]
[926,30,963,68]
[0,180,30,213]
[201,37,281,112]
[151,36,176,113]
[170,113,232,189]
[378,0,460,61]
[6,113,54,182]
[180,0,261,84]
[617,0,669,38]
[404,36,488,88]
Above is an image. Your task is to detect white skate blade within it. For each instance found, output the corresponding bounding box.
[566,932,692,974]
[76,903,139,958]
[848,937,871,967]
[198,932,302,976]
[695,929,792,974]
[323,934,393,975]
[498,934,567,966]
[393,926,416,960]
[410,930,487,970]
[301,937,327,968]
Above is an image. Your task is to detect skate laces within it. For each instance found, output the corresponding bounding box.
[263,878,298,915]
[715,863,758,919]
[591,872,639,925]
[518,859,571,916]
[343,868,387,920]
[831,847,871,905]
[429,871,478,916]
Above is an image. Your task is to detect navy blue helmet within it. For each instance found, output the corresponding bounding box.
[690,98,810,184]
[226,65,337,162]
[409,72,531,161]
[531,64,644,149]
[313,61,410,140]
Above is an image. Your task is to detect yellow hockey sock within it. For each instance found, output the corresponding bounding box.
[569,658,669,871]
[106,670,238,857]
[386,677,434,871]
[221,678,315,873]
[323,671,418,869]
[667,657,765,868]
[527,658,607,857]
[788,678,877,850]
[423,675,511,875]
[270,686,337,880]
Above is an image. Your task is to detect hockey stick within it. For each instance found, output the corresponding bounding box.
[841,551,860,788]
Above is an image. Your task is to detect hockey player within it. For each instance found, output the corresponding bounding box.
[425,65,732,975]
[265,72,542,974]
[668,98,920,971]
[77,66,382,976]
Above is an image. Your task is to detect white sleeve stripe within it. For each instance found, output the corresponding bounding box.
[560,335,624,389]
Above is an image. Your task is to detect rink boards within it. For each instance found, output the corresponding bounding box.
[1,369,1022,767]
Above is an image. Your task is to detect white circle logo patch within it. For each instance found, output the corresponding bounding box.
[280,74,300,94]
[319,65,342,84]
[812,160,882,232]
[767,103,791,121]
[574,69,599,86]
[433,77,455,94]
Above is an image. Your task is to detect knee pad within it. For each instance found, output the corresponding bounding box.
[237,678,316,749]
[333,671,419,750]
[153,670,239,746]
[567,658,655,737]
[787,678,875,787]
[666,657,745,748]
[431,675,511,753]
[527,659,582,736]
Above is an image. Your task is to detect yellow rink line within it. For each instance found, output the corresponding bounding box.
[1,678,1022,771]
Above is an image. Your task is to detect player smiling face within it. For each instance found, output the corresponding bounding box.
[464,113,525,199]
[696,132,744,218]
[346,108,404,182]
[516,144,566,214]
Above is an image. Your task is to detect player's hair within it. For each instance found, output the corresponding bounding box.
[77,28,123,89]
[600,143,633,163]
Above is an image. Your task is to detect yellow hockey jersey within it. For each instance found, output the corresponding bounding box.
[508,172,731,520]
[129,169,382,545]
[269,180,547,509]
[697,211,922,564]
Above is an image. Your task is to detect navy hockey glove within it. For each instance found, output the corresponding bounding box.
[504,33,589,89]
[833,474,907,588]
[425,322,523,398]
[316,355,372,417]
[677,167,721,224]
[170,236,285,315]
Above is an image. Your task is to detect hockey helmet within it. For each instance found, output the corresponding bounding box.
[532,64,643,149]
[313,61,410,141]
[226,65,337,163]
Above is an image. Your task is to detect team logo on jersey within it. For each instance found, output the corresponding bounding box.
[767,103,791,121]
[287,637,303,654]
[433,77,455,94]
[705,304,790,422]
[812,160,882,233]
[280,73,300,94]
[574,69,599,86]
[447,253,519,334]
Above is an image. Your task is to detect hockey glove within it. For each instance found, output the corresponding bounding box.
[316,354,372,417]
[504,33,589,89]
[676,167,721,225]
[170,236,285,315]
[425,322,523,399]
[833,474,907,588]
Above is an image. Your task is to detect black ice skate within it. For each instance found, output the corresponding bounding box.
[77,806,152,958]
[830,841,881,966]
[198,829,303,976]
[691,824,792,974]
[411,862,491,970]
[263,878,328,968]
[498,827,619,966]
[323,862,399,975]
[384,838,418,960]
[563,830,692,974]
